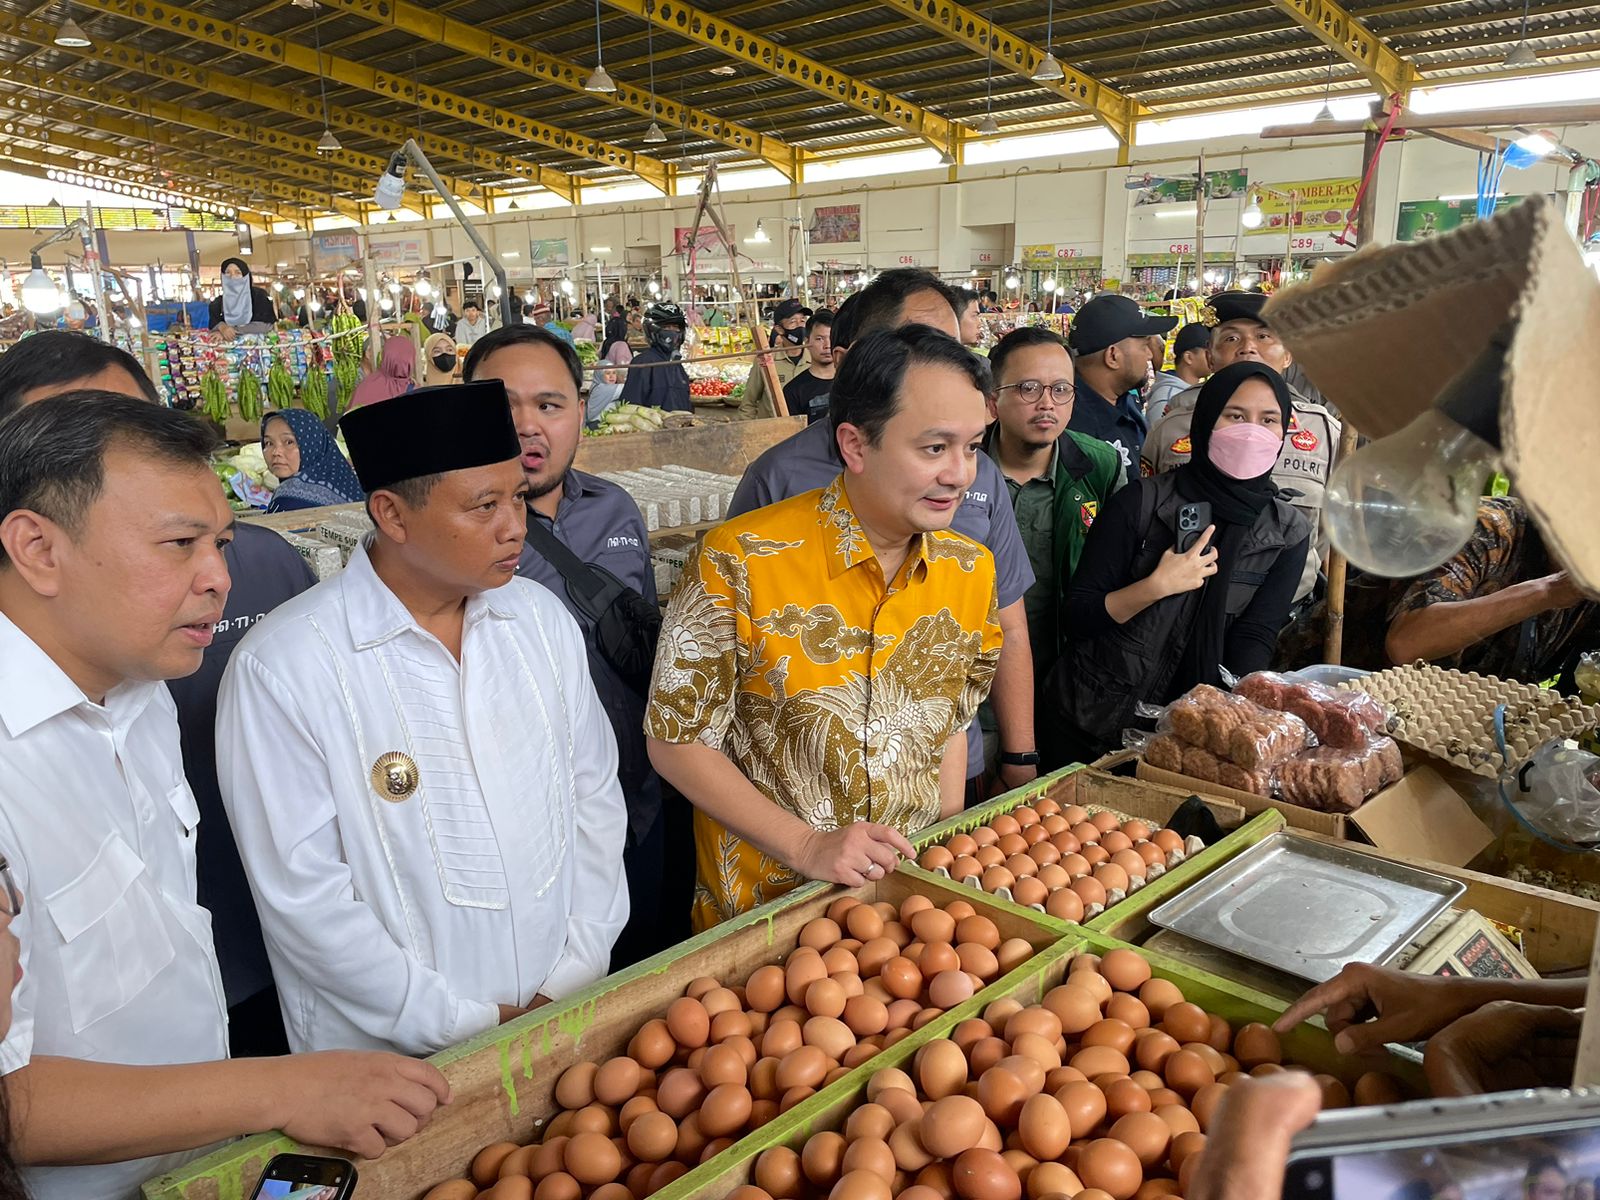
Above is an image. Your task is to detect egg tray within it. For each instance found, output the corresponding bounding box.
[650,930,1426,1200]
[145,868,1069,1200]
[1345,662,1600,777]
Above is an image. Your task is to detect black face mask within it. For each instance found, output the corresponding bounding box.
[432,353,456,372]
[651,328,684,356]
[780,327,805,346]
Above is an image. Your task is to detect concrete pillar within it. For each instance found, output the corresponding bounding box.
[1100,173,1130,290]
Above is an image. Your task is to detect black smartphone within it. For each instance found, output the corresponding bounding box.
[1284,1088,1600,1199]
[1174,500,1212,554]
[247,1153,358,1200]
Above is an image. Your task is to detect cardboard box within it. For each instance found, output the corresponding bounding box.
[1135,761,1495,867]
[1399,909,1539,980]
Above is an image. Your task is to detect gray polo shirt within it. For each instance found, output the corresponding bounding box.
[729,418,1035,778]
[517,469,661,842]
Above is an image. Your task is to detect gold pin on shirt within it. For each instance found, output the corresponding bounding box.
[370,751,420,802]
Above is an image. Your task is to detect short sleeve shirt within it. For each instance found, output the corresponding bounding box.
[647,477,1003,928]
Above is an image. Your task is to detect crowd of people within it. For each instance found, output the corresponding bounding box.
[0,258,1595,1200]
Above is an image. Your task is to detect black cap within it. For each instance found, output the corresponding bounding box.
[773,298,812,323]
[1203,290,1270,328]
[1067,295,1178,356]
[339,380,520,493]
[1174,322,1213,356]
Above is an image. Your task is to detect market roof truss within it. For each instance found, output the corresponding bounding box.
[67,0,674,195]
[876,0,1148,144]
[313,0,804,179]
[0,10,568,205]
[1265,0,1416,98]
[600,0,956,153]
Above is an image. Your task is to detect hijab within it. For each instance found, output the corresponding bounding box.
[423,332,458,387]
[262,409,365,511]
[220,257,254,327]
[350,335,416,408]
[1173,360,1291,685]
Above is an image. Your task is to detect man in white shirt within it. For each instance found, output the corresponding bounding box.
[453,300,489,348]
[216,380,629,1057]
[0,394,449,1200]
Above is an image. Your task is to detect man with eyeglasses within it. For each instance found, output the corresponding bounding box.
[983,327,1126,687]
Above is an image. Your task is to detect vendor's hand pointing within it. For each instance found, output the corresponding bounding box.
[798,823,915,888]
[1273,962,1482,1055]
[273,1051,451,1161]
[1152,525,1218,597]
[1424,1001,1581,1098]
[1187,1072,1322,1200]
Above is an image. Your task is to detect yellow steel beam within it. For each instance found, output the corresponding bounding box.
[875,0,1148,143]
[0,10,560,203]
[600,0,955,152]
[67,0,673,194]
[0,141,296,225]
[313,0,803,179]
[0,67,433,216]
[1264,0,1415,97]
[0,118,360,221]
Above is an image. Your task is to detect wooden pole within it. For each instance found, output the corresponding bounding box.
[1195,151,1207,292]
[1323,123,1383,664]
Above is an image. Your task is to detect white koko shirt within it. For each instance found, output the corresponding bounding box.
[0,612,229,1200]
[215,540,629,1056]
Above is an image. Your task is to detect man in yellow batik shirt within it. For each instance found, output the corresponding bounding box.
[646,325,1003,929]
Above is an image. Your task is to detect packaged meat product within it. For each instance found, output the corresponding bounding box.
[1374,736,1404,786]
[1217,761,1273,796]
[1181,742,1223,783]
[1145,733,1187,773]
[1275,735,1405,812]
[1237,671,1392,749]
[1164,684,1311,767]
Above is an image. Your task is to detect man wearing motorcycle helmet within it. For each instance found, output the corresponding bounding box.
[621,300,692,413]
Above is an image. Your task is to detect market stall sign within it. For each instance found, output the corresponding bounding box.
[1020,244,1098,268]
[1126,250,1235,267]
[1131,169,1248,206]
[0,204,232,232]
[809,204,861,245]
[1246,179,1360,236]
[367,237,426,268]
[528,237,570,267]
[1395,197,1528,242]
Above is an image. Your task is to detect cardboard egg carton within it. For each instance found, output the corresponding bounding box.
[1346,662,1600,776]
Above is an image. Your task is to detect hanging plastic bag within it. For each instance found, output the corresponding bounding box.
[1510,739,1600,847]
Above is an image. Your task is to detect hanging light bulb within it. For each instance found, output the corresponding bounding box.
[748,220,770,244]
[643,121,667,144]
[938,147,956,166]
[308,298,322,313]
[293,287,306,300]
[1032,51,1064,82]
[413,277,433,298]
[1504,0,1537,66]
[386,280,402,294]
[560,278,575,295]
[21,254,62,314]
[1241,194,1265,229]
[316,128,342,153]
[1042,276,1057,293]
[1314,101,1336,123]
[585,0,617,91]
[976,114,1000,136]
[54,12,91,47]
[378,295,394,312]
[1005,274,1020,289]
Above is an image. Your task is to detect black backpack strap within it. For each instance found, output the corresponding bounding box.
[523,515,613,619]
[1136,476,1161,553]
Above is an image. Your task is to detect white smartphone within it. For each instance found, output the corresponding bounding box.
[1285,1089,1600,1199]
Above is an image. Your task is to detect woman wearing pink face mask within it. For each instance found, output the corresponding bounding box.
[1043,361,1312,765]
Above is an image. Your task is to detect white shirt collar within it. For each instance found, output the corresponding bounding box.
[341,537,518,651]
[0,610,157,738]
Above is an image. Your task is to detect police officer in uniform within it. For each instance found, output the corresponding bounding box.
[1139,291,1339,602]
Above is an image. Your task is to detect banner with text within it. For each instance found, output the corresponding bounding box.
[1395,198,1528,242]
[528,237,570,266]
[1132,169,1249,206]
[1020,243,1099,268]
[809,204,861,244]
[1248,179,1360,235]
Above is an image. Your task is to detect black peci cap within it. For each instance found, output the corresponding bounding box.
[339,380,520,493]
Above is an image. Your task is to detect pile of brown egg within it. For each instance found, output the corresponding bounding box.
[916,801,1197,923]
[425,892,1039,1200]
[726,947,1406,1200]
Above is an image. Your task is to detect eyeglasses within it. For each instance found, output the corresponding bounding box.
[0,856,19,917]
[998,380,1075,405]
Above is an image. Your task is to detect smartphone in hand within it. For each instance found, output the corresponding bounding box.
[248,1153,357,1200]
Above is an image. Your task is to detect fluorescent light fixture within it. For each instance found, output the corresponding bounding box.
[500,250,520,258]
[1156,207,1199,218]
[1438,192,1505,202]
[589,245,612,254]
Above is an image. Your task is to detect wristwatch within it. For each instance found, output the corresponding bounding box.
[1000,750,1040,767]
